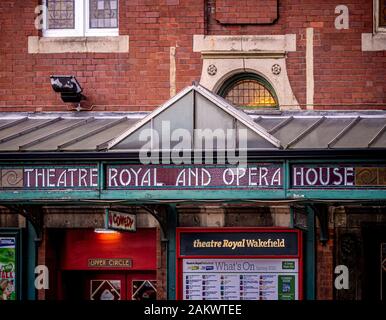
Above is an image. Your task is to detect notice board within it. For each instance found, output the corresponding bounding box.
[176,228,302,300]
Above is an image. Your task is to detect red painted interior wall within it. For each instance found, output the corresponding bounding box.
[60,228,157,271]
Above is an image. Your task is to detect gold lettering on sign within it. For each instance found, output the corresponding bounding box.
[88,258,132,268]
[0,169,23,188]
[192,238,286,249]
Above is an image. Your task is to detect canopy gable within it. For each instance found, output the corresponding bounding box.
[104,84,281,151]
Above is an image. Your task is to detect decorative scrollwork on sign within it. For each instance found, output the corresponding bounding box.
[0,169,23,188]
[379,168,386,186]
[355,167,378,186]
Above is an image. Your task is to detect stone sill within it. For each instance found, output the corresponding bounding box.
[200,51,286,59]
[28,35,129,54]
[361,33,386,51]
[193,34,297,54]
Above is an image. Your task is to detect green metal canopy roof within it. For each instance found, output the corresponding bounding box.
[0,85,385,152]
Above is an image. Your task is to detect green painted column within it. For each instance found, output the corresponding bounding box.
[26,221,37,300]
[167,204,178,300]
[305,205,316,300]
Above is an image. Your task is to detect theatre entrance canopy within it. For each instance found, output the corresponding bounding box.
[0,84,385,203]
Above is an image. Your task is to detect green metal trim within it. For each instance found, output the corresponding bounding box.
[104,208,108,228]
[26,222,37,300]
[305,206,316,300]
[1,189,386,201]
[167,205,178,300]
[217,72,279,108]
[287,189,386,200]
[0,191,100,200]
[284,160,290,199]
[292,206,315,300]
[99,161,105,199]
[100,189,286,200]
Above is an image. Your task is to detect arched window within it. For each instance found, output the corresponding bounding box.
[218,73,278,109]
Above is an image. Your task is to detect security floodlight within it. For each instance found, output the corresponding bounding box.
[50,75,86,104]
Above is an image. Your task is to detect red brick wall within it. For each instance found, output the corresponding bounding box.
[316,228,334,300]
[0,0,384,111]
[215,0,278,24]
[0,0,204,111]
[207,0,385,109]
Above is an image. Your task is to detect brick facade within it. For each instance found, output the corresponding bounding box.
[316,228,334,300]
[0,1,384,111]
[0,0,385,301]
[215,0,278,24]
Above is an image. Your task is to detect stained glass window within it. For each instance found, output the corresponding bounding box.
[47,0,75,29]
[380,0,386,27]
[219,74,278,109]
[89,0,118,28]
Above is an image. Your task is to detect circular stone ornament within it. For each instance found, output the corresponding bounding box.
[271,64,281,75]
[207,64,217,76]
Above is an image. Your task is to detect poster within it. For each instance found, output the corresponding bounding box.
[183,259,298,300]
[0,237,16,300]
[132,280,157,300]
[90,280,121,300]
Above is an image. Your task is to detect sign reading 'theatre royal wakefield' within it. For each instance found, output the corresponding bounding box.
[179,230,300,256]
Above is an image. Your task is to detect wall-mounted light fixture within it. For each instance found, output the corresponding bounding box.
[50,75,86,110]
[94,228,118,234]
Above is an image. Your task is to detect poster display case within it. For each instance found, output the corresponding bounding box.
[0,229,20,301]
[176,228,302,300]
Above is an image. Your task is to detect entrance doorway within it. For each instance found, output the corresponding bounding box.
[58,228,157,300]
[61,271,156,300]
[362,223,386,300]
